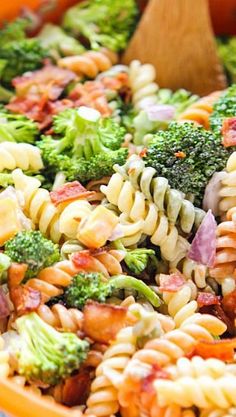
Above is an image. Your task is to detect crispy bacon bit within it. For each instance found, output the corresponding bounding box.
[174,151,186,158]
[8,263,28,287]
[200,304,234,335]
[50,181,95,206]
[197,292,221,308]
[0,289,10,318]
[7,97,74,130]
[159,272,185,292]
[192,338,236,361]
[83,301,127,343]
[69,80,112,117]
[222,117,236,147]
[62,370,91,406]
[139,148,148,158]
[71,251,101,272]
[222,289,236,320]
[10,285,41,316]
[12,65,75,101]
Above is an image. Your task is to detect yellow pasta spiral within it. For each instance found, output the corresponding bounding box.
[154,373,236,409]
[0,142,43,172]
[200,408,236,417]
[12,169,93,243]
[58,49,118,78]
[177,91,222,129]
[219,152,236,219]
[129,60,159,111]
[37,304,83,332]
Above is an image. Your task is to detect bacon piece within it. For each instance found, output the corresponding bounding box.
[200,304,234,335]
[62,370,91,406]
[222,289,236,320]
[8,263,28,287]
[10,285,41,316]
[12,65,75,101]
[222,117,236,147]
[159,272,185,293]
[0,289,10,318]
[7,97,74,130]
[197,292,221,307]
[188,210,217,267]
[83,301,127,343]
[192,338,236,361]
[50,181,95,206]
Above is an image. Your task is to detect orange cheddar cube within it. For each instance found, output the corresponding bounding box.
[0,198,21,246]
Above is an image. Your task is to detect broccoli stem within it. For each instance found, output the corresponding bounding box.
[110,275,161,307]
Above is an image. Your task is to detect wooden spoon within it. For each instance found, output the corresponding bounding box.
[122,0,227,96]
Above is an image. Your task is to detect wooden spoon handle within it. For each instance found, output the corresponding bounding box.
[123,0,226,96]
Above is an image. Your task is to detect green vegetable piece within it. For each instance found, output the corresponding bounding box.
[5,231,60,279]
[14,312,89,385]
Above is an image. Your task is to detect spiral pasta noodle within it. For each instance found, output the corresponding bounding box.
[101,155,204,260]
[177,91,222,129]
[12,169,93,243]
[200,408,236,417]
[85,305,173,417]
[25,260,76,302]
[37,304,83,332]
[118,313,226,417]
[58,49,118,78]
[219,152,236,219]
[128,60,159,111]
[154,373,236,408]
[209,206,236,294]
[170,258,209,291]
[0,142,43,172]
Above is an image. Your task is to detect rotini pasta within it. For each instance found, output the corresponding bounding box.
[219,152,236,219]
[128,60,159,111]
[101,155,204,260]
[58,49,118,78]
[0,142,43,172]
[118,313,226,417]
[85,304,173,417]
[200,408,236,417]
[154,374,236,408]
[209,207,236,294]
[12,169,93,243]
[37,304,83,332]
[177,91,222,129]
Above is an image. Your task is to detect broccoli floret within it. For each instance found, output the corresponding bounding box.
[37,23,85,57]
[143,122,232,207]
[5,231,60,279]
[62,0,138,52]
[12,312,88,385]
[0,20,48,87]
[0,111,39,143]
[210,84,236,137]
[0,38,48,87]
[64,272,161,309]
[217,37,236,84]
[0,85,14,103]
[0,19,28,46]
[124,249,156,274]
[0,253,11,283]
[38,107,128,183]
